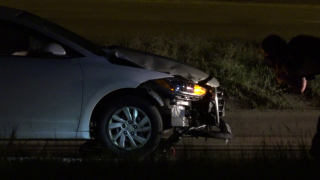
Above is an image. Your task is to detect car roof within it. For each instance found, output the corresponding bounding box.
[0,6,23,17]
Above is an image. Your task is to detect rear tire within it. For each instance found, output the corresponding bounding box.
[95,96,163,158]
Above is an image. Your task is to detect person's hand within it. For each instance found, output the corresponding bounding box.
[278,73,307,93]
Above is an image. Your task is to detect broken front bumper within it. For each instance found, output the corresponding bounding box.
[142,78,233,140]
[169,87,233,140]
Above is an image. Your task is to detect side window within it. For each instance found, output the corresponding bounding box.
[0,20,29,56]
[0,20,81,58]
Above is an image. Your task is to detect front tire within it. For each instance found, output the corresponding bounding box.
[96,96,163,157]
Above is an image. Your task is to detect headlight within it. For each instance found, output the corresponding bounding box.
[154,78,207,96]
[194,85,207,95]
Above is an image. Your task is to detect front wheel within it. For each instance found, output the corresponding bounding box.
[96,96,163,158]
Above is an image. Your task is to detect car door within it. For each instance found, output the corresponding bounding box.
[0,19,82,139]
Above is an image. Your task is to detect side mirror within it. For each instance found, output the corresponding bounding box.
[42,43,66,56]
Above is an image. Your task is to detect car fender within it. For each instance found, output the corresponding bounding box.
[78,59,172,134]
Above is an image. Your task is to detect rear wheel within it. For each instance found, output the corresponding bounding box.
[96,96,163,158]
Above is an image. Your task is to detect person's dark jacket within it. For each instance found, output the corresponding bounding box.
[283,35,320,79]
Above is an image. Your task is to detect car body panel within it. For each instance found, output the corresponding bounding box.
[207,78,220,87]
[78,56,172,133]
[108,46,220,87]
[0,56,82,139]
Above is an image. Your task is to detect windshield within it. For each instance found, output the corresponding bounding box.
[16,12,106,56]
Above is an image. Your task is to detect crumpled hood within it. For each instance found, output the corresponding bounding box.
[106,46,219,87]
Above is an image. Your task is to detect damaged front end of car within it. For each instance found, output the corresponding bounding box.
[106,45,233,154]
[138,76,233,153]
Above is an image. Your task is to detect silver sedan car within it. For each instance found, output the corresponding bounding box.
[0,6,232,157]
